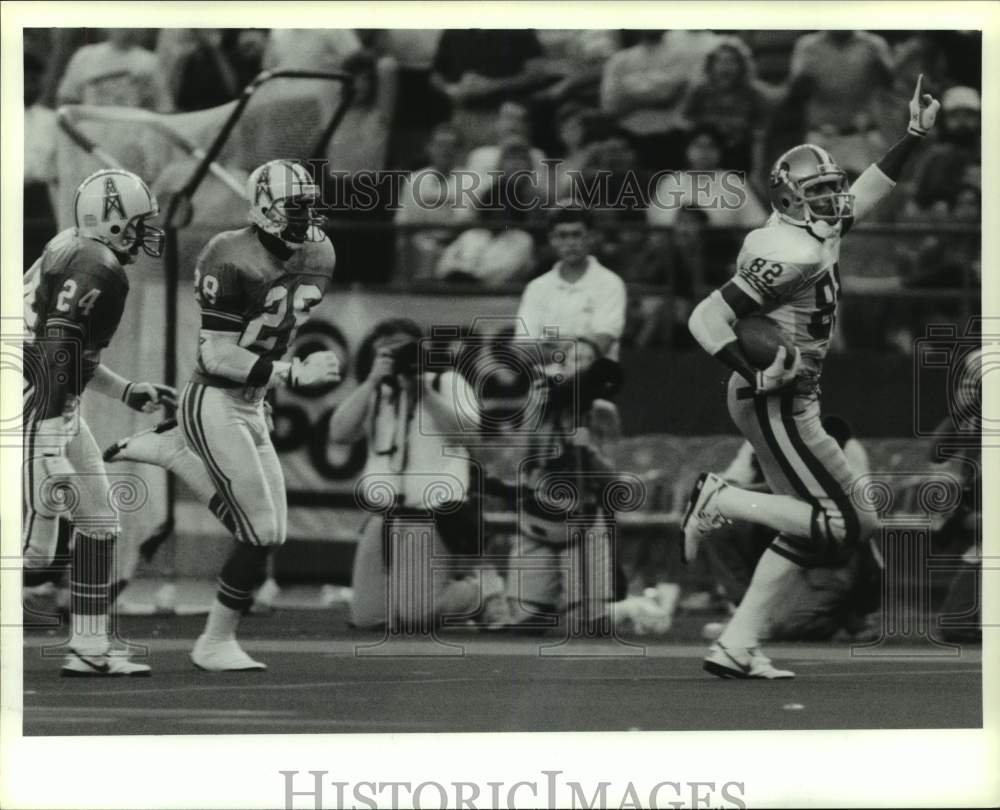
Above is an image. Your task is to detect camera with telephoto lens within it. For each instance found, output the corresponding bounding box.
[544,354,625,413]
[388,339,420,378]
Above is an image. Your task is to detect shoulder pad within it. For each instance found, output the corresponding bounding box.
[742,224,822,267]
[69,237,126,282]
[304,235,336,276]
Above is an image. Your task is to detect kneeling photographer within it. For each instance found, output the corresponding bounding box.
[489,337,627,632]
[329,318,496,630]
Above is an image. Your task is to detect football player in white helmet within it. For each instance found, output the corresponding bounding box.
[683,77,942,679]
[104,159,339,671]
[247,159,326,249]
[22,168,175,677]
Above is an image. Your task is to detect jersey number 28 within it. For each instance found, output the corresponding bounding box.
[241,282,322,352]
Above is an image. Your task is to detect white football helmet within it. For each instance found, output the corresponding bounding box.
[247,160,325,249]
[768,144,854,235]
[74,169,164,262]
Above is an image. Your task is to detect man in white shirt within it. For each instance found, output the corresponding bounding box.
[517,206,627,358]
[500,206,627,631]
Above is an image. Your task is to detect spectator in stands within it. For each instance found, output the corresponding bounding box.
[435,139,540,286]
[533,29,620,108]
[910,86,981,210]
[890,33,952,106]
[600,29,719,170]
[551,105,614,199]
[463,102,548,194]
[325,50,399,285]
[681,36,771,180]
[395,124,476,278]
[24,51,59,265]
[624,206,737,348]
[898,184,980,289]
[57,28,172,112]
[169,29,239,112]
[223,29,269,91]
[783,31,894,172]
[431,29,553,149]
[569,129,649,276]
[531,29,620,149]
[647,125,767,230]
[327,49,398,174]
[375,29,448,170]
[263,28,362,72]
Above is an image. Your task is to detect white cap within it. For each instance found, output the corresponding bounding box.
[942,86,980,112]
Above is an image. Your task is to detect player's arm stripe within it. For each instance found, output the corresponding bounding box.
[44,317,85,333]
[201,311,244,332]
[179,383,260,546]
[720,279,763,316]
[778,393,861,545]
[730,274,768,305]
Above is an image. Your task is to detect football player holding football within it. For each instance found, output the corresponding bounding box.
[683,77,942,678]
[23,168,174,677]
[173,159,338,671]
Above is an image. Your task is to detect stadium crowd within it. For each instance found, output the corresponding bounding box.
[26,29,981,290]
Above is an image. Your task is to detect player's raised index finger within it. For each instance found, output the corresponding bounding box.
[913,74,924,103]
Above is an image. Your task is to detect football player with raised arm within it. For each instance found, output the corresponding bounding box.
[176,159,339,671]
[23,169,174,676]
[682,78,942,679]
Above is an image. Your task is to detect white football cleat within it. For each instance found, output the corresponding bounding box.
[103,418,181,466]
[191,636,266,672]
[680,472,730,563]
[702,642,795,679]
[61,648,152,677]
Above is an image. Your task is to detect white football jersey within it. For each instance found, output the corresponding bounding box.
[731,218,843,391]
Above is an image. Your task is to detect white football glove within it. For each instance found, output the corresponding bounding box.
[289,350,341,390]
[755,346,802,394]
[907,74,941,137]
[123,382,178,413]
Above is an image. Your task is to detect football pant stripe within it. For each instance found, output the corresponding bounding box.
[185,384,259,545]
[22,511,35,555]
[23,386,44,523]
[752,394,813,503]
[181,384,259,546]
[188,383,260,546]
[779,393,861,546]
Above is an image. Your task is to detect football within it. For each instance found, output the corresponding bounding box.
[735,314,796,369]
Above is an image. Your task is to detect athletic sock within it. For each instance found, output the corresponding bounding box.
[207,494,239,537]
[719,547,800,650]
[204,544,271,641]
[717,487,814,538]
[69,528,115,654]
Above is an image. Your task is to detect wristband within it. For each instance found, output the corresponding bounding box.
[247,357,274,388]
